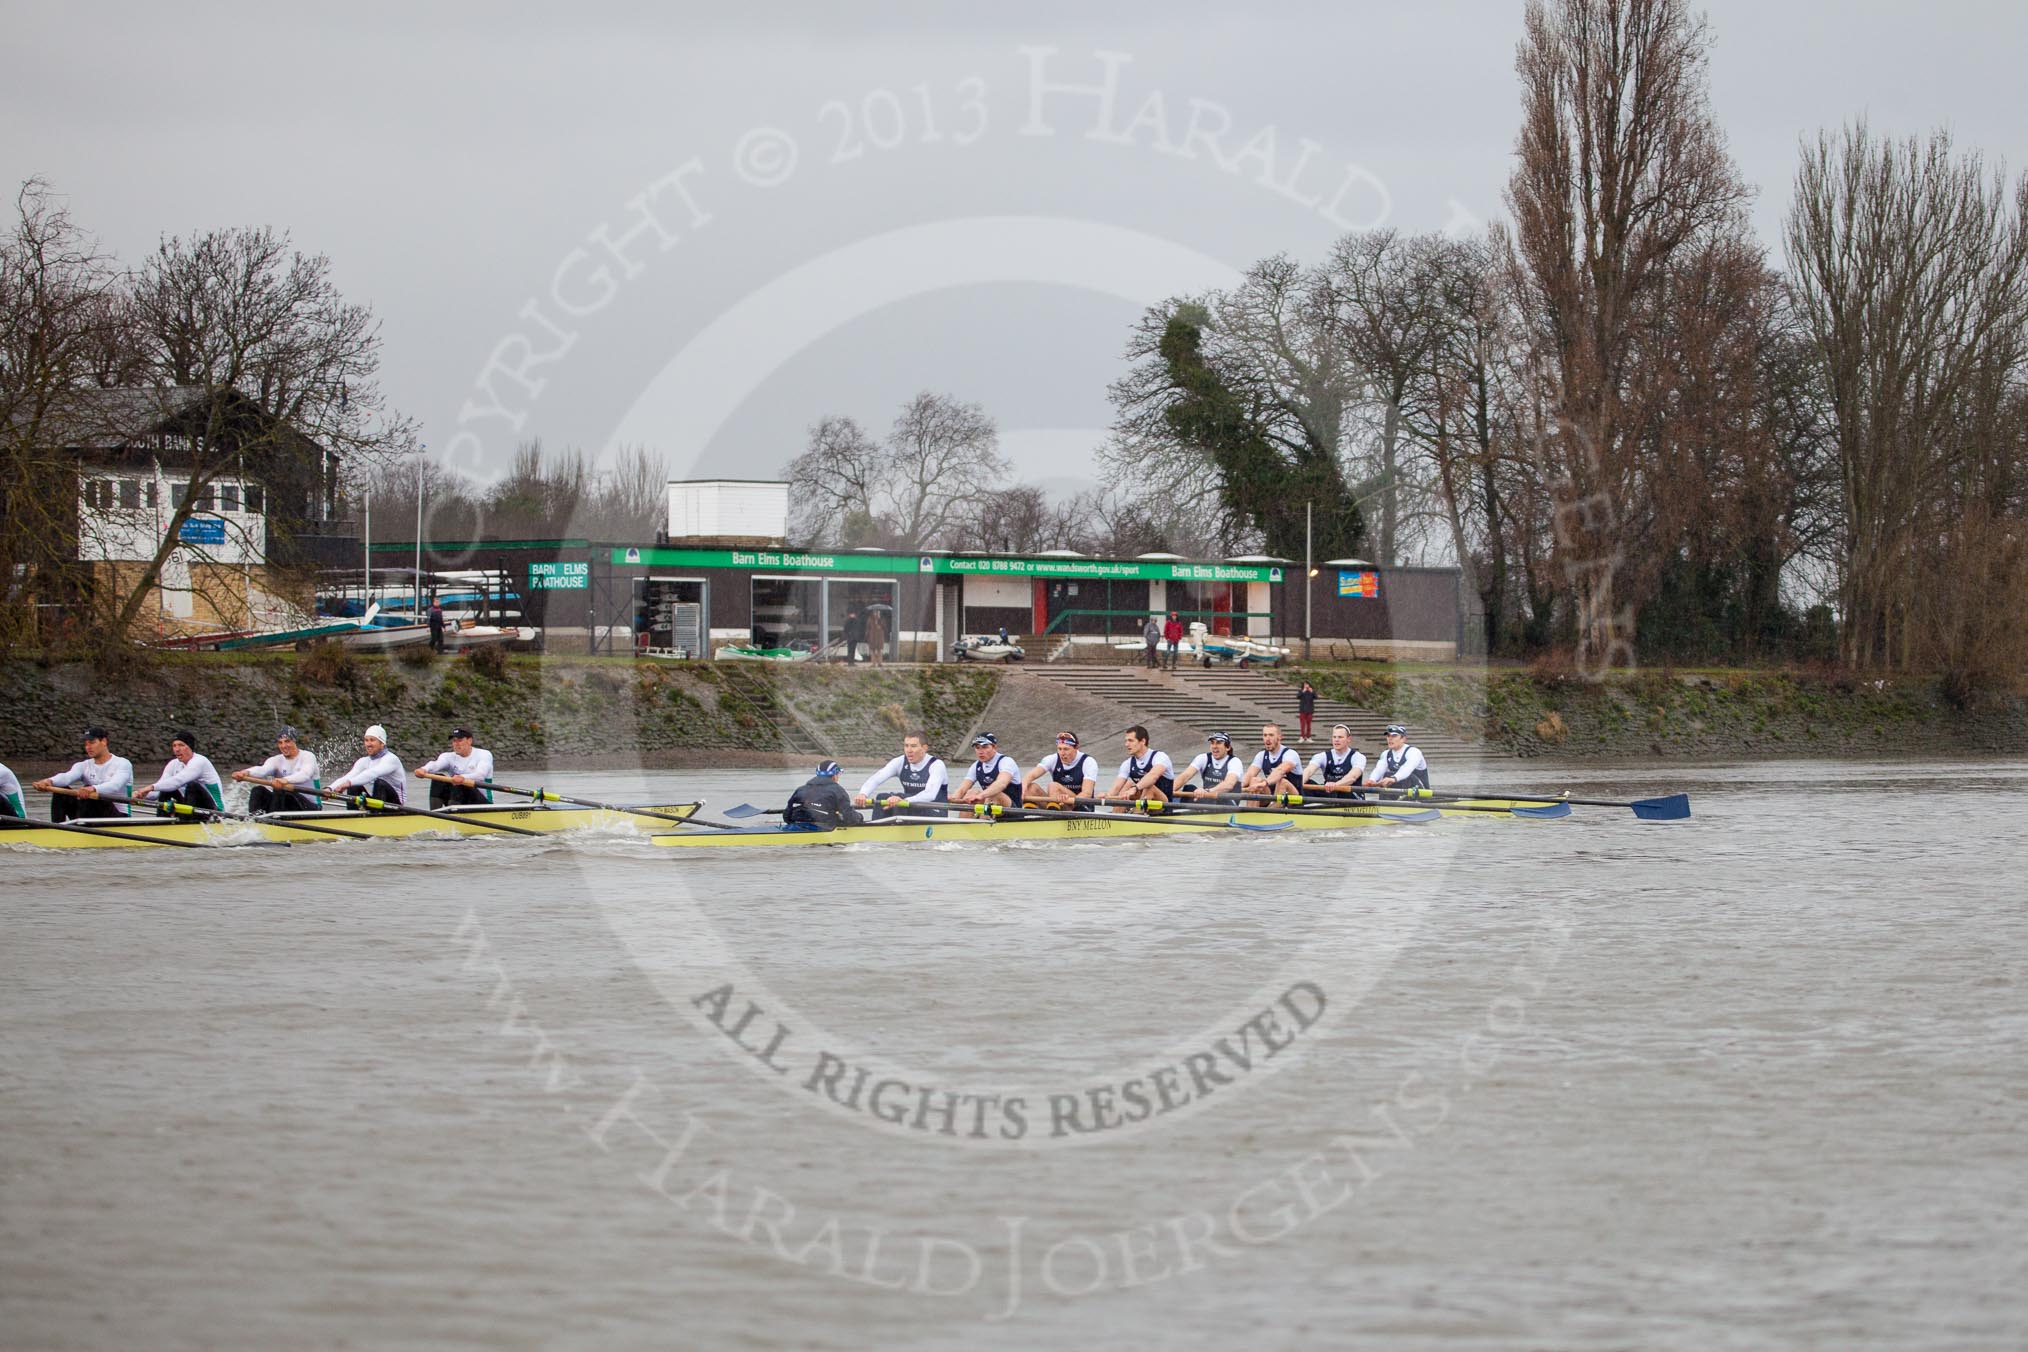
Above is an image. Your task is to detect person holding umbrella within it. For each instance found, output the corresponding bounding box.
[864,602,889,665]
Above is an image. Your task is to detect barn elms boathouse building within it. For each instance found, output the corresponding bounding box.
[380,480,1466,661]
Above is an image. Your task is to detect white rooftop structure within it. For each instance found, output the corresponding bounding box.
[666,479,788,541]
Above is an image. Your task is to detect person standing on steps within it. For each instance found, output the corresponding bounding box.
[1162,612,1184,670]
[1142,613,1162,669]
[428,595,446,652]
[1296,680,1318,741]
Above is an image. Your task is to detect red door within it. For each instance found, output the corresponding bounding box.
[1032,580,1048,636]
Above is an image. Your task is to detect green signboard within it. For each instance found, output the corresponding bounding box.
[610,547,1281,583]
[529,560,590,590]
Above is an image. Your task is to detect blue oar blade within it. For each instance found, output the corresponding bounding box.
[1379,808,1443,824]
[722,803,771,819]
[1630,793,1691,822]
[1223,816,1293,832]
[1512,802,1573,819]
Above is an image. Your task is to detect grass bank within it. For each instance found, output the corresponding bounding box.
[0,651,1001,770]
[1279,664,2028,758]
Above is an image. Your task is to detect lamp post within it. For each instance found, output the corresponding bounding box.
[1304,500,1313,663]
[414,441,427,618]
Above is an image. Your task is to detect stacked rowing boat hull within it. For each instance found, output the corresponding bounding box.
[0,802,699,849]
[652,799,1546,848]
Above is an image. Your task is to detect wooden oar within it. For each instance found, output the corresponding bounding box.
[302,785,545,837]
[421,773,711,827]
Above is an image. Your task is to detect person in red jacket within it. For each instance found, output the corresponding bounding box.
[1161,612,1184,670]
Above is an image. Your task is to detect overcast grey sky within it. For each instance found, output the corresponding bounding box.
[7,1,2026,498]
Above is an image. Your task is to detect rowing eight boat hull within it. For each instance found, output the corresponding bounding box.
[0,802,700,849]
[650,799,1544,847]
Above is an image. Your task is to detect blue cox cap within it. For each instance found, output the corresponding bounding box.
[1386,724,1408,736]
[816,760,843,777]
[970,733,998,748]
[1207,731,1232,746]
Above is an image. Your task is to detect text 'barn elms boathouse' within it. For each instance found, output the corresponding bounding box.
[382,480,1467,662]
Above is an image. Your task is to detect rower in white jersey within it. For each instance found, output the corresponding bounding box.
[1303,724,1368,799]
[329,724,408,805]
[1106,725,1175,805]
[1240,722,1303,795]
[854,730,949,819]
[1174,732,1242,800]
[232,726,321,813]
[0,761,24,818]
[1367,723,1431,792]
[138,730,225,814]
[951,733,1021,808]
[1022,731,1099,811]
[416,726,495,808]
[33,726,135,821]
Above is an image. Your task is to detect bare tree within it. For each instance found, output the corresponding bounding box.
[1327,230,1454,564]
[114,226,413,638]
[1784,123,2028,668]
[0,180,125,660]
[1506,0,1752,668]
[785,393,1007,549]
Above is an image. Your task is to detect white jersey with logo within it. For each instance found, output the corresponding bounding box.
[147,753,223,802]
[335,750,408,804]
[966,754,1021,793]
[0,762,23,815]
[1306,747,1367,785]
[251,749,322,789]
[1182,752,1240,792]
[50,755,135,815]
[420,747,495,782]
[858,754,950,803]
[419,747,495,803]
[1114,750,1175,785]
[1372,744,1429,787]
[1034,752,1098,787]
[1250,747,1302,779]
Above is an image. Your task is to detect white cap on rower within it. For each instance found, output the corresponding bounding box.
[364,724,388,742]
